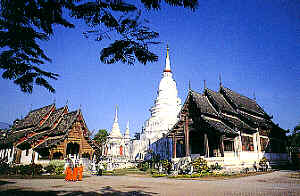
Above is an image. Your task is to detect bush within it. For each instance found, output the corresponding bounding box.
[259,157,269,171]
[0,161,9,175]
[191,158,209,173]
[139,162,150,171]
[45,160,65,175]
[210,162,222,170]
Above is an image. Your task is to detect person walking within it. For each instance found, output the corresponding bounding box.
[65,164,72,181]
[78,164,83,181]
[72,164,78,181]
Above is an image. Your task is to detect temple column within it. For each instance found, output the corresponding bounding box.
[204,133,209,157]
[220,135,224,157]
[185,117,190,157]
[63,140,67,158]
[31,150,36,164]
[172,135,177,158]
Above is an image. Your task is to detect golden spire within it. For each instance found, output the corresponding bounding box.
[164,44,171,72]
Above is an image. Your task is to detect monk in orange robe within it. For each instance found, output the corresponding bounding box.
[78,164,83,181]
[73,165,78,181]
[65,166,72,181]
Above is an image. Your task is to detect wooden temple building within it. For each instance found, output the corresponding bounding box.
[0,104,100,165]
[168,85,288,168]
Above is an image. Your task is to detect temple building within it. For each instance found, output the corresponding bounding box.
[168,85,288,169]
[0,104,100,166]
[132,46,182,160]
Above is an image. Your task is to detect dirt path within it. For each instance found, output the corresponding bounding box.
[0,170,300,195]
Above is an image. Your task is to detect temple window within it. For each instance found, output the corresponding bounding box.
[260,137,269,152]
[224,140,234,151]
[241,135,254,151]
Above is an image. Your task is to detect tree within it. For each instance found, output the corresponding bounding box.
[0,0,198,93]
[287,123,300,147]
[93,129,108,145]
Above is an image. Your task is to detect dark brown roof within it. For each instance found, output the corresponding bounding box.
[49,110,78,136]
[239,111,272,129]
[13,104,54,130]
[190,91,218,117]
[205,88,237,114]
[38,107,66,130]
[34,135,66,150]
[220,87,267,116]
[220,113,256,132]
[202,116,237,135]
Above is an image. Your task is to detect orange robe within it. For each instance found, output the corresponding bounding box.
[65,167,72,181]
[73,167,78,181]
[78,166,83,181]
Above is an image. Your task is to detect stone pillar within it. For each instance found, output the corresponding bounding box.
[220,135,224,157]
[172,135,177,158]
[185,117,190,157]
[204,133,209,157]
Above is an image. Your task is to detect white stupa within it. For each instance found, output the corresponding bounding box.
[109,106,123,138]
[141,45,182,143]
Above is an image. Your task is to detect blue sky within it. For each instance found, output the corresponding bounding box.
[1,0,300,135]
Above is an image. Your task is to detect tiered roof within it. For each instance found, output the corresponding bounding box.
[170,85,276,137]
[0,104,97,151]
[13,104,54,130]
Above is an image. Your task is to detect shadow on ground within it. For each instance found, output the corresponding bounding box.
[0,186,158,196]
[0,181,15,186]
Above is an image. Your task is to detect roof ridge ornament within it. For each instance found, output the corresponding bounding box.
[219,74,222,88]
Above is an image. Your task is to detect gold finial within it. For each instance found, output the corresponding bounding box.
[166,44,169,56]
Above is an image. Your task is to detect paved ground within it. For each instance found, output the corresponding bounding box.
[0,171,300,196]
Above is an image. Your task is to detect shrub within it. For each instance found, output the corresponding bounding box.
[140,162,150,171]
[160,159,171,171]
[210,162,222,170]
[0,161,9,175]
[44,164,55,174]
[45,160,65,175]
[191,158,209,173]
[259,157,269,171]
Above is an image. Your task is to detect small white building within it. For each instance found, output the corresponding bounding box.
[103,107,133,170]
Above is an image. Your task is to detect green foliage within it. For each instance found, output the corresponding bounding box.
[288,123,300,147]
[46,160,65,175]
[138,162,150,171]
[3,164,43,176]
[210,162,222,170]
[0,161,9,175]
[160,159,171,170]
[93,129,108,145]
[0,0,198,93]
[259,157,269,171]
[259,157,268,166]
[152,173,167,177]
[191,157,209,173]
[44,164,55,174]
